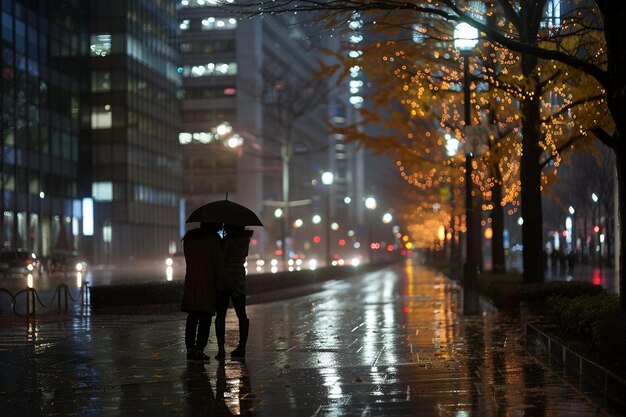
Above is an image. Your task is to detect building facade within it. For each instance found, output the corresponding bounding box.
[1,0,89,258]
[1,0,183,265]
[177,2,364,265]
[87,0,182,263]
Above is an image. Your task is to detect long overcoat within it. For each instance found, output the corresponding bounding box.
[181,228,222,314]
[216,229,253,297]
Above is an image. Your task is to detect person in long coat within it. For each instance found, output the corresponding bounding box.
[214,224,253,359]
[181,222,222,361]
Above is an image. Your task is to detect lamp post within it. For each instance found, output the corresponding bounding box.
[322,171,334,267]
[592,192,601,267]
[455,22,479,316]
[365,196,377,263]
[568,205,576,257]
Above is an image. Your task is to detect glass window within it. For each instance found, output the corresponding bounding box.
[27,25,37,58]
[3,172,14,190]
[92,71,111,92]
[61,132,71,160]
[90,33,111,57]
[92,182,113,201]
[179,0,227,8]
[542,0,561,28]
[15,19,24,52]
[182,62,237,77]
[28,176,39,195]
[200,17,237,31]
[102,222,112,243]
[51,129,61,157]
[2,12,12,45]
[91,107,112,129]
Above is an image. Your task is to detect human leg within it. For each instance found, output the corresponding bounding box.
[185,312,200,360]
[214,291,229,360]
[195,312,213,361]
[230,296,248,358]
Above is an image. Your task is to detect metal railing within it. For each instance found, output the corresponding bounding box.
[0,283,89,317]
[525,322,626,415]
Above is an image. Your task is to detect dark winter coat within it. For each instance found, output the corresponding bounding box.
[217,229,253,296]
[180,228,222,314]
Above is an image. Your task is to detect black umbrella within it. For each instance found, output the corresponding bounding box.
[186,198,263,227]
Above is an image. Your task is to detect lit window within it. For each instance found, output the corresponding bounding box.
[542,0,561,28]
[92,182,113,201]
[182,62,237,77]
[91,108,112,129]
[201,17,237,30]
[90,34,111,57]
[103,223,112,243]
[179,0,234,7]
[179,132,192,144]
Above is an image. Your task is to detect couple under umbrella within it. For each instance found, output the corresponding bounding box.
[181,196,263,361]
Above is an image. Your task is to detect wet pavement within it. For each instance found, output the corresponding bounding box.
[0,261,612,416]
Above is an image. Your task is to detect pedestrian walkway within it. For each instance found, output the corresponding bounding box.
[0,261,612,416]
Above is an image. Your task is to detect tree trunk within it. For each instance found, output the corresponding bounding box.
[615,145,625,310]
[520,57,544,284]
[491,174,506,273]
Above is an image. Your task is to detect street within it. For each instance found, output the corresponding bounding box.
[0,260,611,416]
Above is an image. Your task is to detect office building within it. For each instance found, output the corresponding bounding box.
[178,2,364,263]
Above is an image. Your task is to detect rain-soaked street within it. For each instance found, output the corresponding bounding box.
[0,261,610,416]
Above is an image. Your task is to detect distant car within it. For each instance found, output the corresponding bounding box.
[47,251,89,275]
[0,250,41,277]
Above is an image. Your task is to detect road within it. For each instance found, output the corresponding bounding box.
[0,261,614,416]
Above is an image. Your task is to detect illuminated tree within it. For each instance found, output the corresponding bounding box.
[226,1,626,307]
[322,6,603,281]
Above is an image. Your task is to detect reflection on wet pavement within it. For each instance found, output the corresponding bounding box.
[0,260,610,416]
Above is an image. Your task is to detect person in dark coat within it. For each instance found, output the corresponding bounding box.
[181,222,223,361]
[214,224,253,359]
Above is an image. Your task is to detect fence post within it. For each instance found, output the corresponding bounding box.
[57,284,70,313]
[26,288,36,316]
[579,356,583,390]
[81,281,90,306]
[548,337,552,366]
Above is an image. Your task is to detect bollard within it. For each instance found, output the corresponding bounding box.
[26,287,36,316]
[57,284,69,313]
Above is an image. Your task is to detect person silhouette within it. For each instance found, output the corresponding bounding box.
[181,222,222,361]
[214,224,253,359]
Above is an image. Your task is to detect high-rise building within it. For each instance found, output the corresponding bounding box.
[1,1,89,258]
[2,1,182,265]
[177,2,363,264]
[88,0,182,263]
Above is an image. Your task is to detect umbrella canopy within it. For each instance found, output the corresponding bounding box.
[186,199,263,227]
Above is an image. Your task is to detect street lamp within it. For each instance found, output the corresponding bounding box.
[568,206,576,256]
[591,193,601,267]
[321,171,334,266]
[365,196,377,263]
[454,22,479,316]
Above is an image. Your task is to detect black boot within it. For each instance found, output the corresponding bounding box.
[195,315,212,362]
[231,318,249,358]
[185,315,199,360]
[214,317,226,360]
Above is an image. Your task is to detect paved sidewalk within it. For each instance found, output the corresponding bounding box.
[0,262,613,416]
